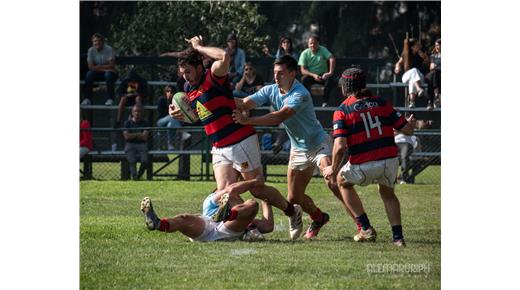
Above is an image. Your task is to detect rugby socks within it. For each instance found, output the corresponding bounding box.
[158,218,170,232]
[356,213,372,231]
[356,222,362,233]
[392,225,404,241]
[310,207,324,222]
[228,208,239,221]
[283,203,295,216]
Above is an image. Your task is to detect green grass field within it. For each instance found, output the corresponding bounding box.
[80,179,440,289]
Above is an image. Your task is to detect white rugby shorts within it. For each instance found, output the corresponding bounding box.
[289,135,332,171]
[211,134,261,172]
[189,216,243,242]
[339,157,399,188]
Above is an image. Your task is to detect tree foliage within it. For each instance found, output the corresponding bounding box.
[110,1,266,57]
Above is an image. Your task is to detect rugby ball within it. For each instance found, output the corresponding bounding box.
[171,92,199,123]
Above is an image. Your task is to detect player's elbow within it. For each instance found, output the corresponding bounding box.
[221,50,230,64]
[400,124,414,136]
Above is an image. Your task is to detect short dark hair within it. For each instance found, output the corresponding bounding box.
[92,33,104,40]
[308,34,319,42]
[339,67,367,96]
[273,55,298,72]
[177,47,203,68]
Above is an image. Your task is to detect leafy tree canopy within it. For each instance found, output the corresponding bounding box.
[110,1,267,57]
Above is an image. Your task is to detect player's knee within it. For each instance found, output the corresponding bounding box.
[263,221,274,233]
[337,174,354,189]
[176,214,191,222]
[325,178,337,191]
[287,194,299,204]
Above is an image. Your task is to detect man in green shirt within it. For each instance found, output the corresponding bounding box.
[298,34,336,107]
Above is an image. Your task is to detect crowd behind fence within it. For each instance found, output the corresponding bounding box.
[80,126,440,184]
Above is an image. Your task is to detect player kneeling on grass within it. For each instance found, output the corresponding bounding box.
[330,68,415,247]
[140,179,273,242]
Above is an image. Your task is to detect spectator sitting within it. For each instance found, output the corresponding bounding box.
[225,33,246,88]
[275,36,299,62]
[394,38,429,108]
[123,105,150,180]
[233,62,264,98]
[156,85,182,150]
[116,69,148,127]
[80,119,93,159]
[262,43,272,57]
[82,33,118,106]
[298,34,337,107]
[425,38,441,110]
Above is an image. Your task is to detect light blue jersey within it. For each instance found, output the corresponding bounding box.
[249,80,326,151]
[202,192,218,218]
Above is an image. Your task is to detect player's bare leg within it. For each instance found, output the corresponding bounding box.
[159,214,207,238]
[378,184,405,246]
[319,156,360,232]
[140,197,206,239]
[287,166,330,239]
[223,199,259,232]
[213,164,240,191]
[253,201,274,233]
[337,174,377,242]
[241,200,274,242]
[242,167,302,240]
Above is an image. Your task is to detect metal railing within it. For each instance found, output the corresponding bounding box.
[80,126,440,184]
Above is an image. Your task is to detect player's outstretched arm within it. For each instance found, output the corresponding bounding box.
[232,106,295,126]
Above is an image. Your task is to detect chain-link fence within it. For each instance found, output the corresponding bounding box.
[80,126,440,184]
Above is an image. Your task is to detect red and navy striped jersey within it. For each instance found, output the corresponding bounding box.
[185,70,256,148]
[332,95,407,164]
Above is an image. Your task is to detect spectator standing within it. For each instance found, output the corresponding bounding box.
[233,62,264,98]
[298,34,337,107]
[123,105,150,180]
[394,38,429,108]
[80,119,93,159]
[82,33,118,106]
[425,38,441,110]
[156,85,182,150]
[395,114,419,184]
[116,69,148,126]
[224,33,246,88]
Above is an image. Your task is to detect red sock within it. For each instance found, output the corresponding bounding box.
[356,222,362,232]
[159,218,170,232]
[229,209,238,221]
[310,208,324,222]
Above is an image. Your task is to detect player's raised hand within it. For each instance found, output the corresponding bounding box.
[406,113,416,122]
[185,35,203,49]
